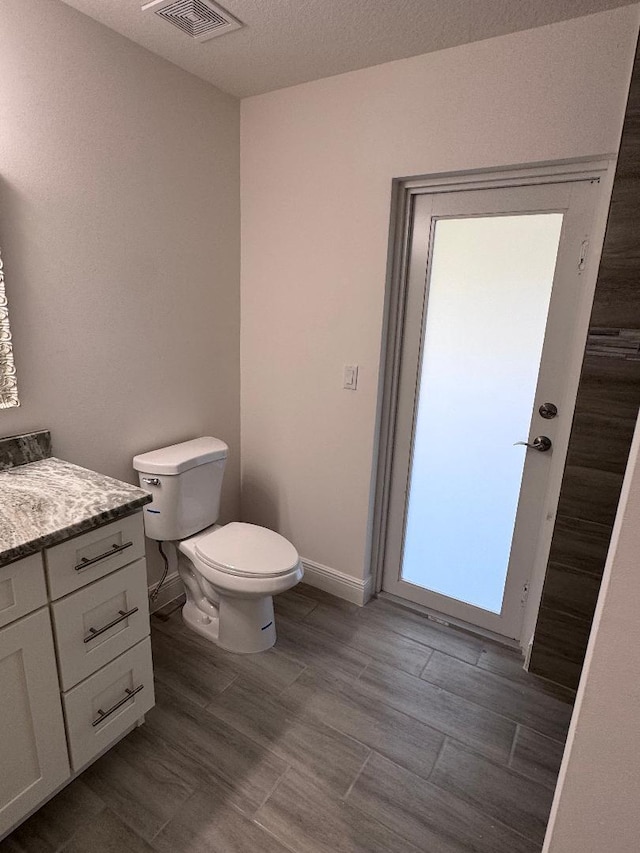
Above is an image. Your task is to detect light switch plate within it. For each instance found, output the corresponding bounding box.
[343,364,359,390]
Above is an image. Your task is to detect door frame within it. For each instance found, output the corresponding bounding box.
[369,157,616,650]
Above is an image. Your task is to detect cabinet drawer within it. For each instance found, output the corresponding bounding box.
[52,559,150,691]
[63,637,154,772]
[0,553,47,629]
[46,513,145,600]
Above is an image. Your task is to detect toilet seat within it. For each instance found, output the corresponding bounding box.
[194,522,300,579]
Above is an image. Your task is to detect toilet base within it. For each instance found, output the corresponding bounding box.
[175,543,298,654]
[181,598,221,644]
[181,591,277,654]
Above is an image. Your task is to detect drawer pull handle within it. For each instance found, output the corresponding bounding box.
[84,606,139,644]
[92,684,144,727]
[75,541,133,571]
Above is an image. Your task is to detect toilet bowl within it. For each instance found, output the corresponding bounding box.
[178,522,303,652]
[133,437,303,653]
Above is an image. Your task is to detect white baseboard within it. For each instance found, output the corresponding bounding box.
[148,571,184,613]
[524,634,535,670]
[301,558,373,607]
[147,561,374,611]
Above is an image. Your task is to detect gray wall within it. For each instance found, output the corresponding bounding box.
[0,0,241,585]
[240,7,639,587]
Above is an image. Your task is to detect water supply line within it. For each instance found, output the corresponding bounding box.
[149,540,170,604]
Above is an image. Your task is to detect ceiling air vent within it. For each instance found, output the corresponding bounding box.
[142,0,242,42]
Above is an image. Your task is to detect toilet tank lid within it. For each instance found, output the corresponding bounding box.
[133,437,228,475]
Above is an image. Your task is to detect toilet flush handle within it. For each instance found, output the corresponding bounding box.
[142,477,161,486]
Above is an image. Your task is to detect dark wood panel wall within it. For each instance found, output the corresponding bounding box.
[529,42,640,690]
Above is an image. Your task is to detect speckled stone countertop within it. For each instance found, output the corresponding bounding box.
[0,458,152,567]
[0,429,51,471]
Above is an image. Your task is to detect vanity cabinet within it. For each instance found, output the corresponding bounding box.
[0,607,70,833]
[0,510,154,840]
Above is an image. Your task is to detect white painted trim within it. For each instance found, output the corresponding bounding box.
[524,633,535,670]
[147,562,373,610]
[301,558,373,606]
[148,571,183,613]
[401,156,615,193]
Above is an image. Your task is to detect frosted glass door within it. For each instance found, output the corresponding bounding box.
[381,176,603,638]
[401,214,563,613]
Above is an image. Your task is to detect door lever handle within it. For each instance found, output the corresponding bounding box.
[514,436,552,452]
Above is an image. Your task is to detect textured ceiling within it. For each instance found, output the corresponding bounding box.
[59,0,634,98]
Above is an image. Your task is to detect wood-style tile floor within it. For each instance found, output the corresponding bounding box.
[2,584,575,853]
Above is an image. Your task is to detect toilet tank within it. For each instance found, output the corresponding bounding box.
[133,437,228,541]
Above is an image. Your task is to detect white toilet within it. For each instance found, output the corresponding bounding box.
[133,437,303,653]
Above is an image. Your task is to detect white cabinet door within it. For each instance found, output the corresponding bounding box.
[0,608,70,838]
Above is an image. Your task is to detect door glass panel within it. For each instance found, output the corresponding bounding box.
[401,214,563,613]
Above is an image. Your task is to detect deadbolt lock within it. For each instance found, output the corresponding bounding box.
[539,402,558,420]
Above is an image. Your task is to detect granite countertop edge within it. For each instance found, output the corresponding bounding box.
[0,495,152,568]
[0,457,153,569]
